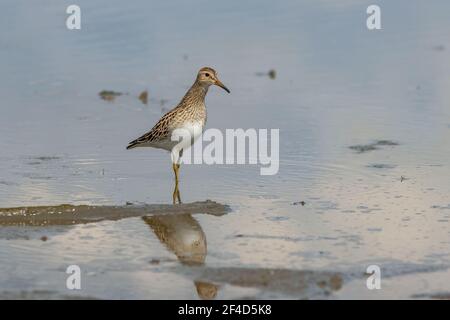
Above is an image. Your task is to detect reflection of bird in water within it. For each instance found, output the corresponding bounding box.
[143,214,207,265]
[127,67,230,204]
[194,281,218,300]
[143,214,219,299]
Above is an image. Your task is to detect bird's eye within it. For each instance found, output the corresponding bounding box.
[205,73,210,77]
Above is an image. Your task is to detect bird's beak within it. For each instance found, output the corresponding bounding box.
[214,79,230,93]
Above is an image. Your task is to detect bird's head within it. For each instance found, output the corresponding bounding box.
[196,67,230,93]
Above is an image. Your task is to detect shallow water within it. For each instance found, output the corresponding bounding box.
[1,0,450,299]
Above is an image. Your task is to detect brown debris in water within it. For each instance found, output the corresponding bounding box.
[138,90,148,104]
[99,90,123,102]
[255,69,277,79]
[268,69,276,79]
[0,200,230,226]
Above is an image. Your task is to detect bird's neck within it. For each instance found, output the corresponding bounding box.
[179,81,208,108]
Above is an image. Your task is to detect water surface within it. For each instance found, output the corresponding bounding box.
[1,0,450,299]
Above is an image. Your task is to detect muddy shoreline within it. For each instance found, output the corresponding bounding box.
[0,201,230,226]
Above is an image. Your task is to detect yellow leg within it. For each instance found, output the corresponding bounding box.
[172,163,181,204]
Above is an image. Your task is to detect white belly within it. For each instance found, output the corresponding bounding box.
[171,121,203,151]
[184,121,203,143]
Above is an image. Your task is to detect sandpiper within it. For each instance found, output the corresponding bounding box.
[127,67,230,203]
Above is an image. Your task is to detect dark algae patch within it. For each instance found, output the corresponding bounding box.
[367,163,397,169]
[32,156,61,161]
[349,140,400,153]
[374,140,399,146]
[99,90,123,101]
[349,144,379,153]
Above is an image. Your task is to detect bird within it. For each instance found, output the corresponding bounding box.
[126,67,230,203]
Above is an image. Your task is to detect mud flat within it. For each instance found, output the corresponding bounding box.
[0,200,230,226]
[183,267,343,298]
[0,290,98,300]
